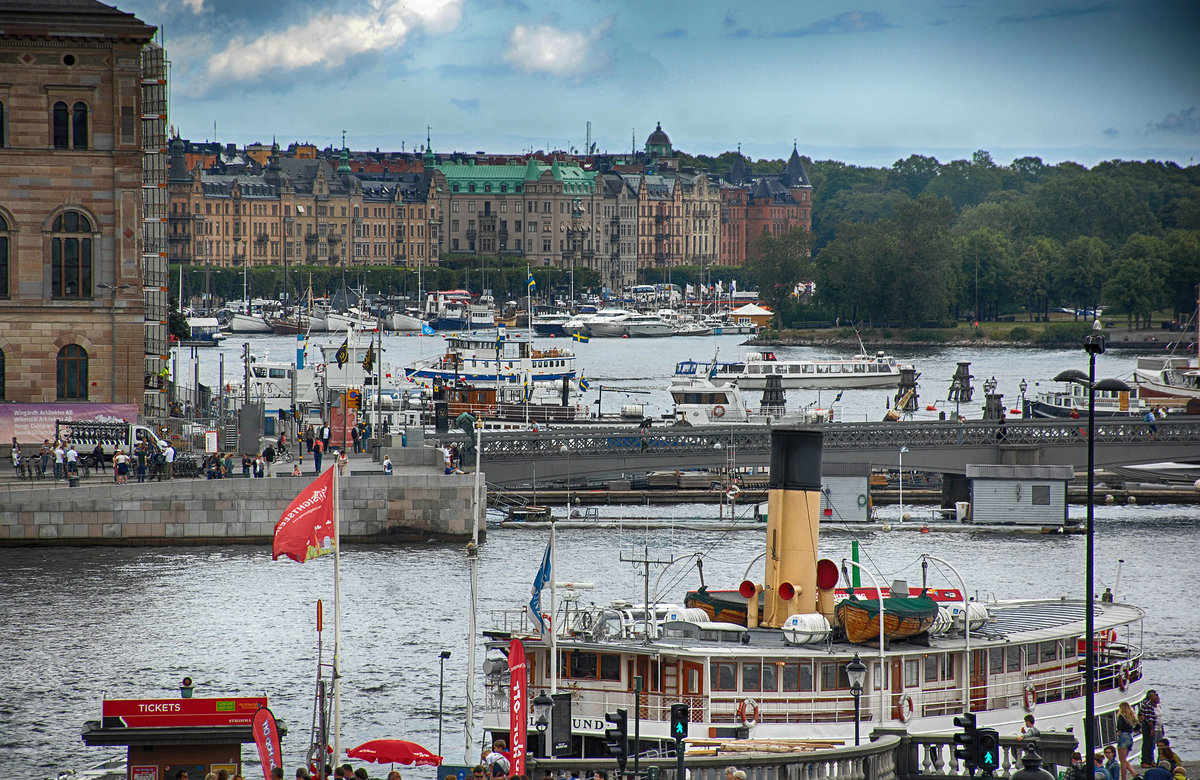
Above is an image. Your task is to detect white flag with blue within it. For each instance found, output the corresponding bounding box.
[526,538,553,637]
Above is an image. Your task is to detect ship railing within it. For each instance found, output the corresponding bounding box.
[527,732,902,780]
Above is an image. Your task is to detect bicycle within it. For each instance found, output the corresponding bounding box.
[276,443,294,463]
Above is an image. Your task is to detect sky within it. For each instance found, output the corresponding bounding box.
[117,0,1200,168]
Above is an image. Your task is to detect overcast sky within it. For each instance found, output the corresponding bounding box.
[119,0,1200,168]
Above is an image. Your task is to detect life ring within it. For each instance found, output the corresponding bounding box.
[736,697,760,725]
[315,363,326,374]
[1119,664,1129,691]
[713,405,726,418]
[896,693,915,724]
[726,484,742,501]
[857,493,868,508]
[1023,681,1037,711]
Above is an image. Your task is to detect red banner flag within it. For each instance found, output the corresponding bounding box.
[509,639,527,778]
[273,467,336,562]
[252,707,283,780]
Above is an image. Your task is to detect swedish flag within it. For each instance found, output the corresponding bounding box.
[579,374,590,392]
[335,339,349,368]
[527,272,536,290]
[571,331,589,343]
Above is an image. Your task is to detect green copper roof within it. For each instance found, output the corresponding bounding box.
[434,158,596,194]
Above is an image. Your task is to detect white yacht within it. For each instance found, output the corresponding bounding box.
[587,309,675,337]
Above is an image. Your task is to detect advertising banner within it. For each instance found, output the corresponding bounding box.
[0,403,138,445]
[252,707,283,780]
[508,639,527,778]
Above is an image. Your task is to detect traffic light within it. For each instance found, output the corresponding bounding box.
[670,703,689,741]
[647,768,660,780]
[604,708,628,772]
[953,712,978,770]
[976,728,1000,773]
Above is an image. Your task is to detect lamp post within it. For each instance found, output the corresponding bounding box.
[532,692,554,757]
[898,446,909,521]
[1020,378,1028,416]
[846,654,867,745]
[438,650,451,757]
[1082,333,1105,769]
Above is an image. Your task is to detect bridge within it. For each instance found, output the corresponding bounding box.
[430,418,1200,487]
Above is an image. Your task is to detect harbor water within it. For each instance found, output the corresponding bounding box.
[3,338,1198,778]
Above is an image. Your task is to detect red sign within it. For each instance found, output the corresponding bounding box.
[252,707,283,780]
[101,697,268,728]
[509,639,527,778]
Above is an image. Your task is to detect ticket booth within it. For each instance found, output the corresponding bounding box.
[81,695,286,780]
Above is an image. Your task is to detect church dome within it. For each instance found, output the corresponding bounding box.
[646,122,671,147]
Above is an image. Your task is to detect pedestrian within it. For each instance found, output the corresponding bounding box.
[114,448,130,484]
[66,444,80,477]
[53,440,65,480]
[253,454,265,478]
[313,438,324,474]
[1157,739,1181,769]
[1144,763,1173,780]
[40,439,51,478]
[353,770,367,780]
[336,449,348,476]
[484,739,511,775]
[1019,713,1040,740]
[1094,753,1110,780]
[382,454,393,476]
[164,443,176,480]
[136,443,148,483]
[241,453,253,477]
[1104,746,1120,780]
[443,445,453,475]
[92,442,107,473]
[263,443,275,477]
[271,769,284,780]
[350,425,360,454]
[386,772,401,780]
[305,425,315,453]
[1117,701,1138,780]
[295,768,311,780]
[1139,690,1160,767]
[321,422,331,451]
[291,463,302,477]
[1145,409,1158,439]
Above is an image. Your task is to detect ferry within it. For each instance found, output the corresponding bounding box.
[481,429,1146,753]
[404,332,577,387]
[1023,375,1147,419]
[675,349,907,390]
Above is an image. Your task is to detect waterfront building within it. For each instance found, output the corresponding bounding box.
[719,145,814,265]
[0,0,166,418]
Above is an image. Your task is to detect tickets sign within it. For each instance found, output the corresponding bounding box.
[101,697,268,728]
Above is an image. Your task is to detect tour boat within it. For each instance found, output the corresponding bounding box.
[588,311,676,338]
[1134,291,1200,402]
[667,376,833,425]
[404,332,577,387]
[481,429,1147,754]
[675,348,907,390]
[1022,376,1148,419]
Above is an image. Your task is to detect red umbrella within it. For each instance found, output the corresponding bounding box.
[347,739,443,767]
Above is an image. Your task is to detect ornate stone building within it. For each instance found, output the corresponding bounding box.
[719,145,814,265]
[0,0,166,419]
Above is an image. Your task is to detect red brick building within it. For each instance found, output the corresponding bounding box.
[719,145,813,265]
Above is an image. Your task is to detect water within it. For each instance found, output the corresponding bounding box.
[4,341,1197,778]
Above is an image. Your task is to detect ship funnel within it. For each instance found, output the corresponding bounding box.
[762,429,823,628]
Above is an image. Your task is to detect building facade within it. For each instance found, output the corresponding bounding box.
[0,0,162,418]
[719,146,814,265]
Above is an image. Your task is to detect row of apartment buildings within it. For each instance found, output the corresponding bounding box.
[167,124,814,289]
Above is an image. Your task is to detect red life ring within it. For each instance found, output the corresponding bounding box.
[726,484,743,501]
[1119,664,1129,691]
[713,405,726,418]
[736,697,760,725]
[896,693,915,724]
[1023,681,1037,711]
[315,363,326,374]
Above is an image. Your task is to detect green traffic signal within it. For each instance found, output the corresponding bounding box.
[669,703,689,741]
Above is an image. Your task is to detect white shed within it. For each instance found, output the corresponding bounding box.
[821,462,872,522]
[965,464,1074,526]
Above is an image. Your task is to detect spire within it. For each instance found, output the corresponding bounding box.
[337,130,351,175]
[550,156,562,181]
[524,156,542,181]
[423,126,435,164]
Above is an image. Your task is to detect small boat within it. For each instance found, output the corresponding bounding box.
[1023,376,1146,418]
[835,592,939,643]
[532,310,572,336]
[675,347,909,390]
[588,311,675,338]
[404,331,577,386]
[181,317,227,346]
[580,307,635,336]
[1134,292,1200,401]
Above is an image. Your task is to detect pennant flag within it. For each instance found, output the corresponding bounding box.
[526,539,552,637]
[335,339,349,368]
[272,468,336,562]
[579,373,590,392]
[421,322,436,336]
[834,391,843,404]
[361,342,375,372]
[252,708,283,780]
[707,361,719,381]
[526,271,536,290]
[571,332,589,343]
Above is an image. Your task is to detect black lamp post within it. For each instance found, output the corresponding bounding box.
[846,653,867,746]
[438,650,451,757]
[532,693,554,757]
[1082,333,1106,769]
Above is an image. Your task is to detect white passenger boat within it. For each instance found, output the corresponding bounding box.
[675,348,907,390]
[668,376,832,425]
[481,429,1147,752]
[404,331,577,387]
[588,311,676,338]
[326,307,378,333]
[580,308,635,336]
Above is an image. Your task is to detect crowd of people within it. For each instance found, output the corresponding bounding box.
[11,436,178,483]
[1054,691,1187,780]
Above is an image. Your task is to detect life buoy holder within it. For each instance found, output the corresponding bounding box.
[737,697,760,725]
[1119,664,1129,691]
[857,493,869,508]
[1023,681,1037,711]
[726,484,742,501]
[896,693,915,724]
[315,363,326,375]
[713,405,726,418]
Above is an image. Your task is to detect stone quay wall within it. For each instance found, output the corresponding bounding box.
[0,473,481,545]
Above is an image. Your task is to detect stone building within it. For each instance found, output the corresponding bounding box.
[0,0,166,418]
[719,145,814,265]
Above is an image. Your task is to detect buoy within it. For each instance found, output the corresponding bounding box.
[1193,478,1200,491]
[1105,494,1115,504]
[881,523,893,532]
[902,512,912,522]
[920,526,931,533]
[1126,495,1137,504]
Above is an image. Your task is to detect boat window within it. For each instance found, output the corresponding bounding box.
[788,365,801,373]
[817,365,829,374]
[820,661,850,691]
[873,662,882,691]
[742,663,760,692]
[599,654,621,681]
[904,659,919,687]
[711,662,737,691]
[1039,641,1057,663]
[682,663,703,695]
[854,364,865,373]
[781,662,813,692]
[942,654,955,681]
[989,648,1004,675]
[830,365,841,374]
[762,663,778,693]
[253,367,266,377]
[803,365,814,373]
[268,368,287,379]
[924,655,940,682]
[1007,646,1021,672]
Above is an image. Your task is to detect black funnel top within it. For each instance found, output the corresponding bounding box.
[768,429,823,491]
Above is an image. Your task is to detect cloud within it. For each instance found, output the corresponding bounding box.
[501,16,614,79]
[721,9,751,38]
[775,11,898,37]
[203,0,463,82]
[658,27,687,39]
[997,3,1113,24]
[450,97,480,113]
[1103,127,1120,138]
[1148,107,1200,135]
[181,0,204,12]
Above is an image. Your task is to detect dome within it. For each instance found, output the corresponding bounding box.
[646,121,671,147]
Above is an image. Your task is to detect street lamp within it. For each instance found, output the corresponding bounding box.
[1082,333,1105,769]
[1020,378,1028,416]
[532,692,554,757]
[846,654,867,746]
[438,650,451,757]
[898,446,909,522]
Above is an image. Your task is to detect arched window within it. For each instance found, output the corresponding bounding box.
[72,102,88,149]
[57,344,88,400]
[53,101,69,148]
[51,210,93,298]
[0,213,8,298]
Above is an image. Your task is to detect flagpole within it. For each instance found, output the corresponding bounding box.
[526,264,533,343]
[549,515,557,696]
[466,417,482,764]
[332,461,342,770]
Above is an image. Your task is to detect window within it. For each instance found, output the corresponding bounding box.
[742,663,760,692]
[53,101,69,148]
[925,655,940,683]
[0,213,8,297]
[1032,485,1050,505]
[1007,646,1022,672]
[56,344,88,400]
[51,211,93,298]
[904,659,919,687]
[0,347,5,400]
[711,662,737,691]
[820,661,851,691]
[52,101,88,149]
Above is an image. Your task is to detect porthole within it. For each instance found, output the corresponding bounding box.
[63,54,77,66]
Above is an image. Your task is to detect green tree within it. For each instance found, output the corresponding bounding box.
[1104,234,1168,328]
[890,154,940,198]
[1013,237,1063,320]
[1055,237,1110,319]
[1162,230,1200,319]
[955,228,1015,320]
[746,226,814,328]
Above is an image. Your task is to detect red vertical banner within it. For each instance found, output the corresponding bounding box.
[252,707,283,780]
[508,639,527,778]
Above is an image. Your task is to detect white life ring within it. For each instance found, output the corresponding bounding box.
[737,697,760,725]
[897,693,915,724]
[315,363,326,375]
[1023,681,1037,711]
[726,484,743,501]
[1119,664,1129,692]
[713,404,726,418]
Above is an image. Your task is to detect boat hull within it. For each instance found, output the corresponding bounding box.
[835,596,938,643]
[227,313,273,334]
[727,372,900,390]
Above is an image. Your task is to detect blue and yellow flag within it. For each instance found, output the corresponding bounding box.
[579,373,590,392]
[571,331,589,343]
[527,272,536,290]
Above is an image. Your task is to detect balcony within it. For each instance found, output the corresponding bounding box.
[466,229,477,240]
[304,234,319,243]
[654,214,667,222]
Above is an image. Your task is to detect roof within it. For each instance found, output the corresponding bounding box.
[732,303,773,316]
[646,122,672,147]
[0,0,156,41]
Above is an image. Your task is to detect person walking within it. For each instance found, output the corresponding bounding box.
[305,425,315,453]
[53,440,65,481]
[350,425,360,455]
[1139,690,1160,768]
[263,443,275,477]
[1116,701,1138,780]
[114,448,130,484]
[164,443,176,480]
[312,438,324,474]
[321,422,331,452]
